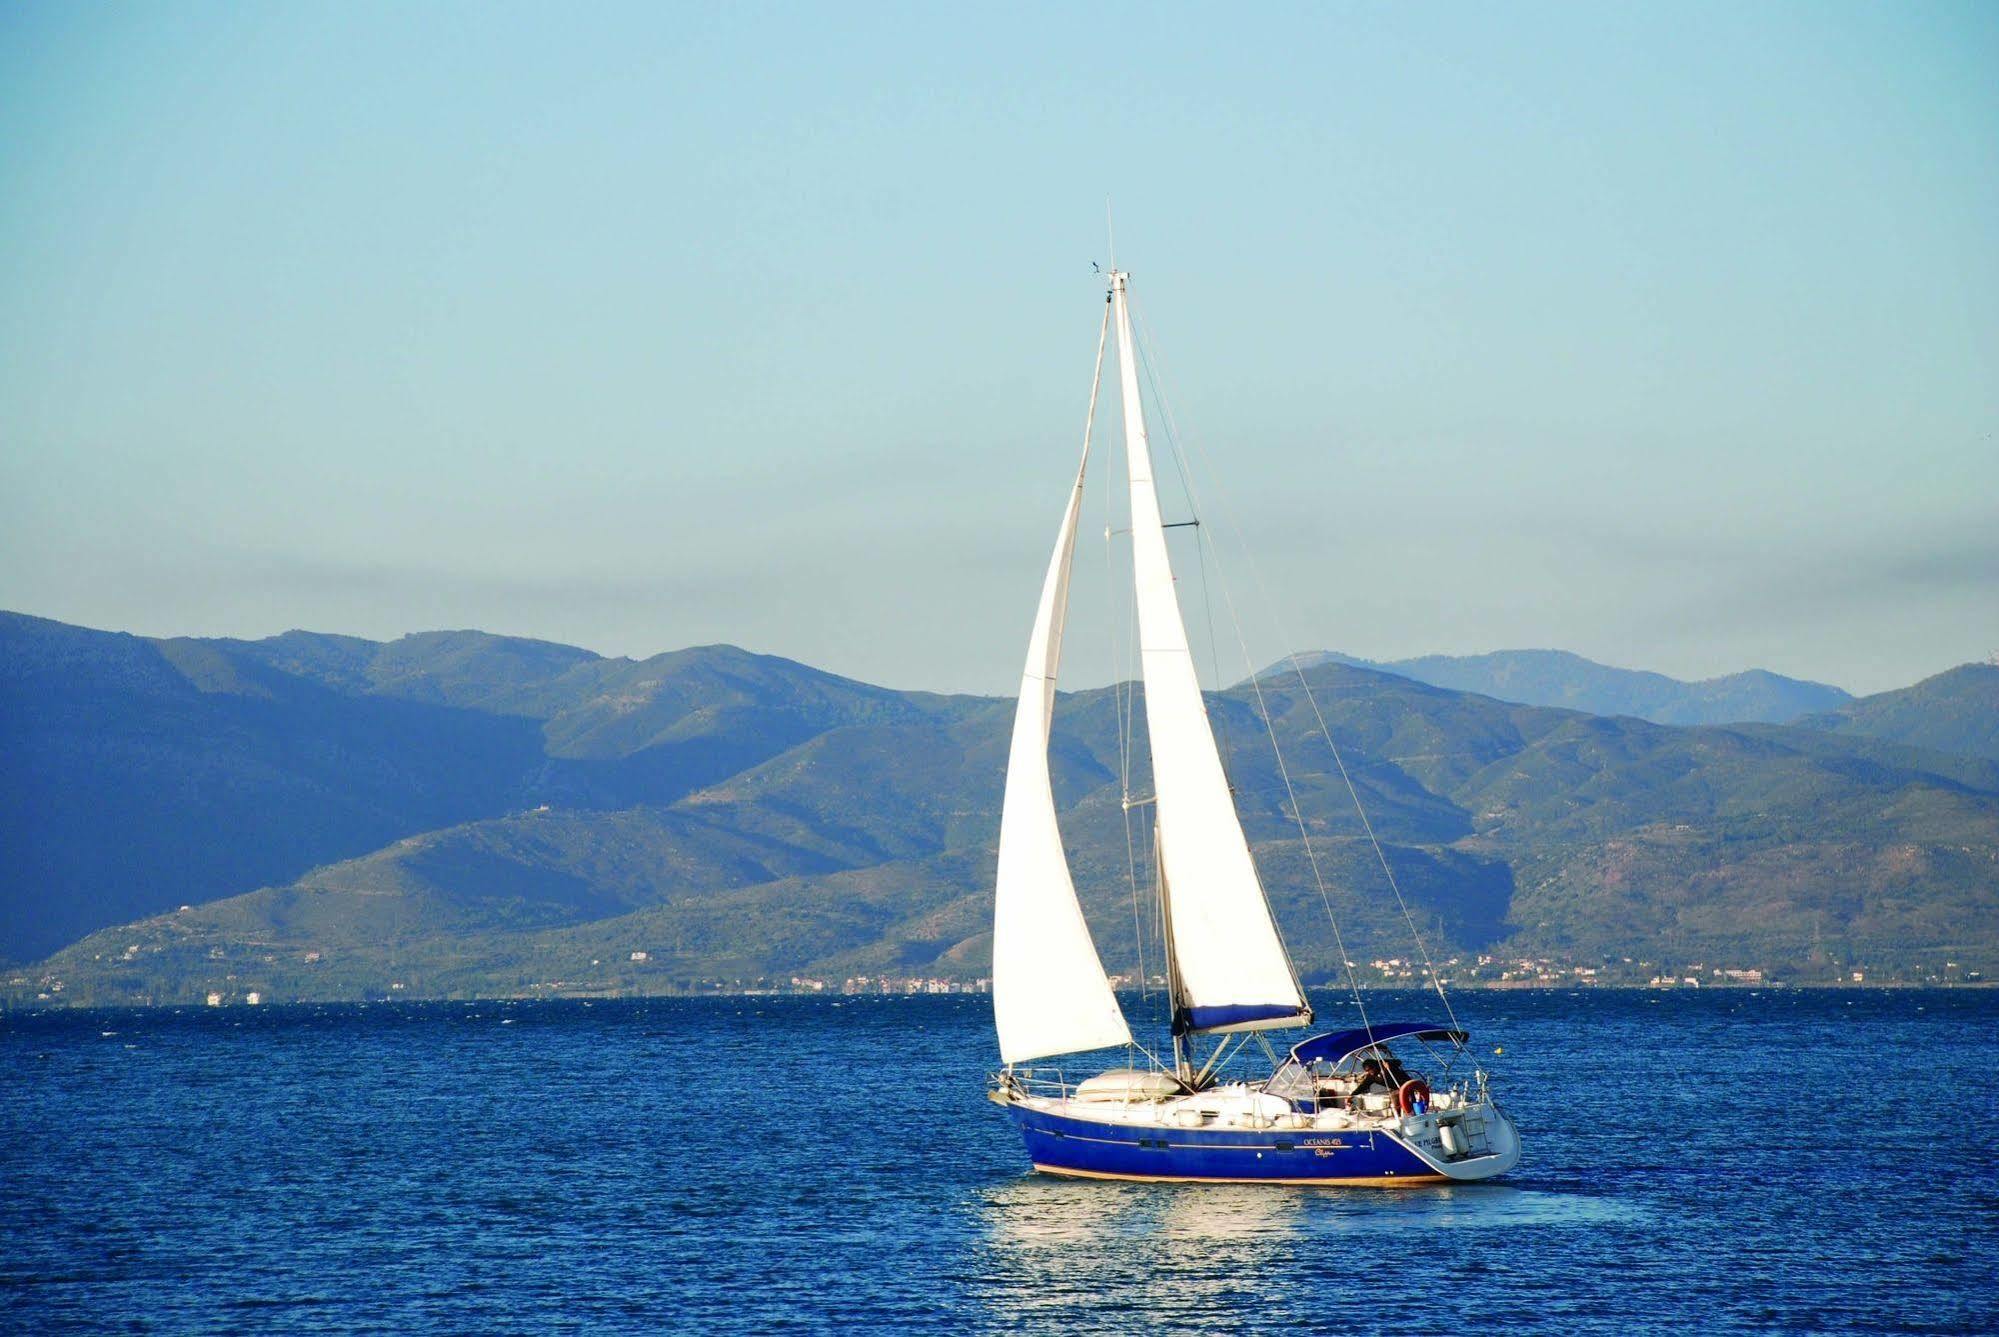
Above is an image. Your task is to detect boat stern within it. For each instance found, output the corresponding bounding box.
[1387,1101,1522,1181]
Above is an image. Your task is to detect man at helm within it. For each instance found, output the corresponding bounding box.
[1345,1048,1412,1110]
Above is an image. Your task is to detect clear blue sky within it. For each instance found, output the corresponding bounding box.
[3,2,1993,695]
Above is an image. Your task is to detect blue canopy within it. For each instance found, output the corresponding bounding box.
[1288,1023,1468,1066]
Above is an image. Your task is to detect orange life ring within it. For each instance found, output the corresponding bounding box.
[1396,1078,1430,1116]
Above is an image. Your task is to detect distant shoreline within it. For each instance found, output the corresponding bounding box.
[5,978,1993,1015]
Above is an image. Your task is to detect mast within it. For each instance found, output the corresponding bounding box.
[1108,270,1310,1040]
[989,302,1133,1067]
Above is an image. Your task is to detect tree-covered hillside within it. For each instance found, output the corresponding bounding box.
[9,612,1995,1005]
[0,612,957,962]
[1798,664,1999,763]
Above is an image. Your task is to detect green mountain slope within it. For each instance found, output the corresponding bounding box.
[0,613,547,962]
[0,612,929,962]
[20,637,1999,1005]
[1797,664,1999,763]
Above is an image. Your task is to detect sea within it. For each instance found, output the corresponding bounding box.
[3,988,1995,1333]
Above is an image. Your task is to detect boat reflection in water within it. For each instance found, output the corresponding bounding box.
[976,1178,1308,1325]
[974,1175,1650,1331]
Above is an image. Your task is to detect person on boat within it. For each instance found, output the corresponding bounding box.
[1345,1056,1391,1108]
[1344,1050,1414,1110]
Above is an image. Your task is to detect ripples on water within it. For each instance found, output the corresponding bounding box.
[3,990,1995,1332]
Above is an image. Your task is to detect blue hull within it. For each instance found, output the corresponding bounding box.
[1006,1102,1447,1185]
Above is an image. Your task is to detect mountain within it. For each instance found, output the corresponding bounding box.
[0,612,939,963]
[9,612,1997,1004]
[1797,664,1999,763]
[1271,649,1853,726]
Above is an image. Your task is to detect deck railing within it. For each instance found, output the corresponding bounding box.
[998,1066,1491,1120]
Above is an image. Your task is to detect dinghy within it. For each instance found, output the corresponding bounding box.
[988,267,1521,1185]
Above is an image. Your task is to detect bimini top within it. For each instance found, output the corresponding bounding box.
[1289,1024,1468,1066]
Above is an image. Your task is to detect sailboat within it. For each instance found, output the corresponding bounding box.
[987,268,1522,1185]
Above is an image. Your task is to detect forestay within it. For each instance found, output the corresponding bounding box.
[1110,274,1309,1035]
[991,367,1135,1066]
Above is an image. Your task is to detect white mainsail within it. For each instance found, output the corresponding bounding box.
[1109,272,1308,1035]
[991,387,1134,1066]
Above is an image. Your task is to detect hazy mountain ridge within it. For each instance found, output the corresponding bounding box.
[1273,649,1854,726]
[6,612,1996,999]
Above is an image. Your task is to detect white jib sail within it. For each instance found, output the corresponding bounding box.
[991,421,1134,1066]
[1110,273,1307,1034]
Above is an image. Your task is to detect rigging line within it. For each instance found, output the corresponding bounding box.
[1125,594,1151,996]
[1194,1032,1240,1088]
[1112,1033,1174,1076]
[1127,295,1462,1039]
[1125,307,1305,860]
[1210,541,1377,1034]
[1193,498,1238,791]
[1108,362,1161,1025]
[1191,506,1239,793]
[1141,817,1163,1025]
[1097,412,1149,1006]
[1129,315,1313,1023]
[1119,709,1148,1001]
[1287,664,1462,1033]
[1149,819,1179,1044]
[1109,532,1148,1002]
[1080,298,1148,1009]
[1214,554,1462,1028]
[1135,297,1319,1031]
[1126,292,1374,1033]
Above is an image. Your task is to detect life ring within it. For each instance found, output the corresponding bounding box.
[1396,1079,1430,1116]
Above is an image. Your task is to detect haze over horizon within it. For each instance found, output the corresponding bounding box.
[3,3,1994,696]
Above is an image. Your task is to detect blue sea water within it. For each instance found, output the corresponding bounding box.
[3,989,1996,1333]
